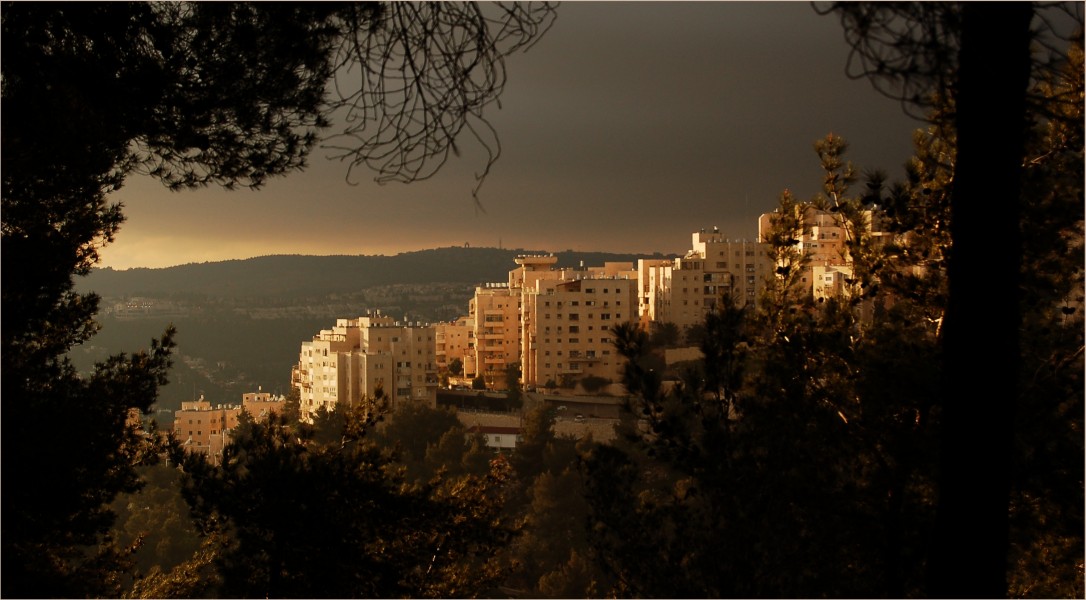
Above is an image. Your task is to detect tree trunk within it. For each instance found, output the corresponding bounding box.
[929,3,1033,597]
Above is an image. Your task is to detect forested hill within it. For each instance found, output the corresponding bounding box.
[80,247,671,300]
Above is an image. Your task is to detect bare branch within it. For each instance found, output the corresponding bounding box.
[322,2,558,202]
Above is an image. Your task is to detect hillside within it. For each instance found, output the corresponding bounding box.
[70,246,672,409]
[80,246,671,300]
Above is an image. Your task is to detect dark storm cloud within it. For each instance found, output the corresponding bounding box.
[106,2,920,269]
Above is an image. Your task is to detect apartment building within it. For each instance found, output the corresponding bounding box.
[435,315,476,376]
[526,275,637,388]
[758,206,890,299]
[173,390,286,464]
[292,312,438,422]
[452,256,640,389]
[468,282,522,386]
[638,229,773,330]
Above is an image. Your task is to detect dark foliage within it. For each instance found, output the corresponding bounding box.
[1,2,557,596]
[174,405,513,598]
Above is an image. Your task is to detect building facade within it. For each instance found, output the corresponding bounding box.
[292,313,438,422]
[524,274,637,388]
[468,283,521,387]
[453,256,640,389]
[435,315,476,378]
[758,206,890,299]
[638,229,773,330]
[173,391,286,464]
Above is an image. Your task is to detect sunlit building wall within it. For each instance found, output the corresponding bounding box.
[294,318,362,419]
[468,284,521,387]
[758,206,890,299]
[292,313,438,422]
[638,229,773,330]
[527,275,637,388]
[435,315,476,376]
[173,391,285,465]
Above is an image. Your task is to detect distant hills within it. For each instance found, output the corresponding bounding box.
[80,247,672,300]
[73,247,674,407]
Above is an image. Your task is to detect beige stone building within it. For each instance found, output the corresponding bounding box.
[524,273,637,388]
[468,283,521,387]
[435,221,886,393]
[758,206,890,299]
[292,313,438,422]
[638,229,773,330]
[451,256,639,390]
[435,315,476,377]
[173,390,286,465]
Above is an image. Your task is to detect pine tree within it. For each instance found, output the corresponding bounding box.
[1,3,555,595]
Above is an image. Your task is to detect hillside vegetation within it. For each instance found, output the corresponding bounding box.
[70,247,669,411]
[80,247,669,300]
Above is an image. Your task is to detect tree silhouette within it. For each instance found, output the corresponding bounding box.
[1,3,555,596]
[815,3,1084,594]
[175,408,514,598]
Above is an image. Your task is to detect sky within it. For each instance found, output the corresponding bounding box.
[101,2,922,270]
